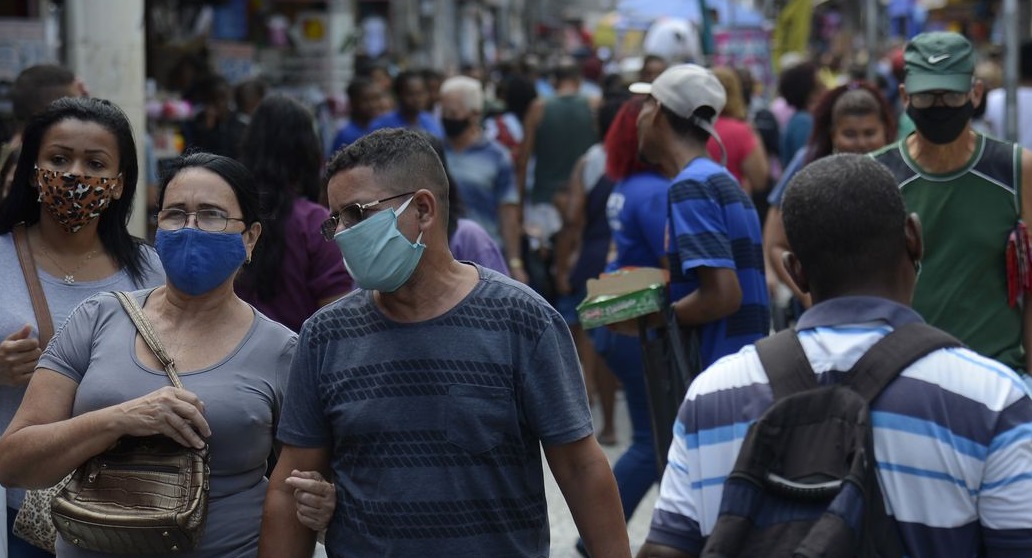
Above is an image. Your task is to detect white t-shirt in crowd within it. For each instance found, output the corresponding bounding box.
[984,86,1032,151]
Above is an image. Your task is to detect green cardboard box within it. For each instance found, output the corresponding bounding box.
[576,267,668,330]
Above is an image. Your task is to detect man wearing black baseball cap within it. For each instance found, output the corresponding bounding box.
[872,31,1032,373]
[629,64,770,370]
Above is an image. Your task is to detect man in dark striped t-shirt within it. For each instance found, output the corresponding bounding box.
[631,65,770,368]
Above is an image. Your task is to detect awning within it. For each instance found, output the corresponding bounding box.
[616,0,766,28]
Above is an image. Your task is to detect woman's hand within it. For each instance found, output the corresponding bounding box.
[114,386,211,449]
[285,469,336,531]
[0,325,42,387]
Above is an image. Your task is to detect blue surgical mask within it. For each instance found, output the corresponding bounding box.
[333,196,425,292]
[155,228,247,296]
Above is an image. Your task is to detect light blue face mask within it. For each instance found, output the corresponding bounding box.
[333,196,425,292]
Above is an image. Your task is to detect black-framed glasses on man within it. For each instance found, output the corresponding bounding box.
[321,191,415,240]
[157,208,246,232]
[909,91,969,109]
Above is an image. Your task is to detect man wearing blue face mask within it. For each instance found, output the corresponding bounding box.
[259,129,631,558]
[872,31,1032,375]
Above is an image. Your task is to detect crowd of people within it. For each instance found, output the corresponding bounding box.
[0,28,1030,558]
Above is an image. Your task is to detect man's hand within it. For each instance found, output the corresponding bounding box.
[0,325,42,387]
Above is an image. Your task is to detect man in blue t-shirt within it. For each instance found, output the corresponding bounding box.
[330,77,385,155]
[630,64,770,368]
[258,129,629,558]
[368,70,444,139]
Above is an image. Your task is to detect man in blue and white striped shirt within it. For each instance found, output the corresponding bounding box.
[638,154,1032,558]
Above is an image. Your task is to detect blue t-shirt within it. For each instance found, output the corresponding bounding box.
[445,137,518,248]
[277,265,593,557]
[606,170,670,272]
[667,158,770,368]
[369,110,444,138]
[330,120,373,155]
[767,147,808,207]
[780,111,813,168]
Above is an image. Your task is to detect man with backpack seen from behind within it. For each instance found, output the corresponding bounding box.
[636,154,1032,558]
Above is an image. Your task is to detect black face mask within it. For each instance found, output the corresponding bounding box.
[441,117,472,138]
[907,101,974,145]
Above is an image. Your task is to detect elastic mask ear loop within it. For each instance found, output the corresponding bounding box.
[393,195,423,244]
[393,195,415,217]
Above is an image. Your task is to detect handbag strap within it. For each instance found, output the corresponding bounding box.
[114,291,183,389]
[13,223,55,347]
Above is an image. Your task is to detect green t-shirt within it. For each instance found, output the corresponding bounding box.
[872,134,1025,370]
[531,95,597,204]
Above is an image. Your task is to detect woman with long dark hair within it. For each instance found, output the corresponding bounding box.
[0,96,165,557]
[236,95,352,332]
[764,81,897,308]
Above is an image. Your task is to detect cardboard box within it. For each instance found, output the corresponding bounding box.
[576,267,668,330]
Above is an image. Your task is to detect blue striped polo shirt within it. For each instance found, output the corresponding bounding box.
[646,296,1032,557]
[667,157,769,368]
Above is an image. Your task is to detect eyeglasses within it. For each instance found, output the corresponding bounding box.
[321,191,415,240]
[909,91,969,109]
[157,208,246,232]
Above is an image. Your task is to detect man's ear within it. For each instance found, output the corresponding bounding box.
[971,79,985,109]
[413,189,436,228]
[904,212,923,265]
[898,83,909,107]
[783,251,810,295]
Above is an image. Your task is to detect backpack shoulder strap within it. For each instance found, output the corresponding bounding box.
[844,322,963,403]
[755,329,819,400]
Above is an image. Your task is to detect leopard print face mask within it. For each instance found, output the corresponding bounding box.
[35,166,121,233]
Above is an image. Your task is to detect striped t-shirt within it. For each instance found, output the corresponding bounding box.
[646,296,1032,557]
[667,157,770,368]
[277,265,593,556]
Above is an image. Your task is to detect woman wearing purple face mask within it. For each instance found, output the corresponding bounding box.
[0,152,337,558]
[0,97,166,558]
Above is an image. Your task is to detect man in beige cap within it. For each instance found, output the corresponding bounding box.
[872,31,1032,374]
[630,64,770,370]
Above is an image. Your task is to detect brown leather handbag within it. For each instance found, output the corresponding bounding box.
[50,291,210,555]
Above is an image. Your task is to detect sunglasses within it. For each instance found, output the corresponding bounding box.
[321,191,414,240]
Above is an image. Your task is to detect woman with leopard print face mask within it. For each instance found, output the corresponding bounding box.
[0,97,166,558]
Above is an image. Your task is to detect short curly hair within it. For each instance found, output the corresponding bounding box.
[326,128,449,210]
[782,154,907,291]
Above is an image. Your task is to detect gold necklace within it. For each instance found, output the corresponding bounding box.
[36,243,99,284]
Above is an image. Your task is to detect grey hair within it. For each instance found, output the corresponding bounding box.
[439,76,484,113]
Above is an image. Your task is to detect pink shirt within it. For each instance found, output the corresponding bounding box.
[707,116,758,188]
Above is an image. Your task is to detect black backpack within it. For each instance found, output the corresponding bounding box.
[701,323,961,558]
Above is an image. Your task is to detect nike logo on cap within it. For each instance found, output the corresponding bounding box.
[928,54,951,64]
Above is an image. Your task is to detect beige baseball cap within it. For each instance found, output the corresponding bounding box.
[629,63,727,163]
